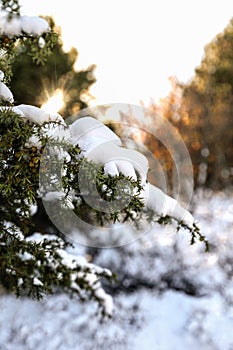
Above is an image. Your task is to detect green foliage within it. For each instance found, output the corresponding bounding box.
[0,19,58,85]
[0,224,113,305]
[1,0,20,16]
[0,111,115,313]
[24,30,59,66]
[0,6,111,314]
[0,38,16,84]
[10,16,96,117]
[64,155,145,226]
[0,0,207,315]
[145,211,209,252]
[0,107,144,312]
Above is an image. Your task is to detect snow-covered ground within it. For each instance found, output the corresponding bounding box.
[0,190,233,350]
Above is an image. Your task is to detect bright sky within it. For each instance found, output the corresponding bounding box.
[20,0,232,106]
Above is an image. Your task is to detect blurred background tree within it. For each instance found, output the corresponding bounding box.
[11,16,96,118]
[147,18,233,191]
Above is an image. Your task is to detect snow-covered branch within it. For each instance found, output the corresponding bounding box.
[0,0,208,320]
[0,11,49,37]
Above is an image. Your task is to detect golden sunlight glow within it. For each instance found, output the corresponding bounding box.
[21,1,233,105]
[41,89,64,114]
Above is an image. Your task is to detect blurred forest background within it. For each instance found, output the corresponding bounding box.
[11,16,233,193]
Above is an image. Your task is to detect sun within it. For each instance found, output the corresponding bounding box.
[41,89,64,114]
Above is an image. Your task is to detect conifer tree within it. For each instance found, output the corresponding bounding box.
[155,19,233,189]
[10,15,96,118]
[0,0,206,316]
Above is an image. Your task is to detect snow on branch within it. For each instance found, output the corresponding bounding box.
[0,3,208,319]
[0,70,13,102]
[0,104,65,124]
[0,11,49,37]
[1,222,114,317]
[26,233,114,316]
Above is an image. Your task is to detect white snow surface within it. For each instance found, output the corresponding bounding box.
[0,70,14,103]
[0,191,233,349]
[15,104,64,125]
[33,277,43,287]
[70,116,121,149]
[0,105,65,125]
[69,117,148,184]
[0,81,14,103]
[0,11,49,37]
[143,183,194,227]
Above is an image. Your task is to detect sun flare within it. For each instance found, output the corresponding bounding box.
[42,89,64,114]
